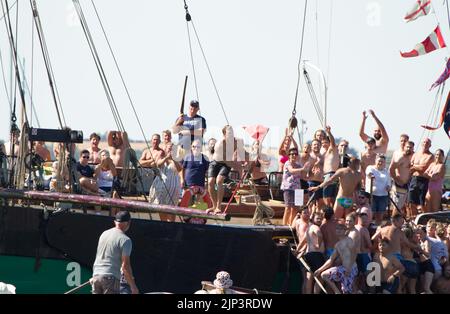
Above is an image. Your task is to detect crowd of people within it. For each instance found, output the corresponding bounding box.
[280,110,450,293]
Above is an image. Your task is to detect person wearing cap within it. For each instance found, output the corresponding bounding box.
[359,109,389,154]
[172,100,207,157]
[88,132,102,164]
[91,211,139,294]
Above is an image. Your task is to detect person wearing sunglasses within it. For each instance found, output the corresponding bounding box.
[280,148,310,225]
[76,149,100,194]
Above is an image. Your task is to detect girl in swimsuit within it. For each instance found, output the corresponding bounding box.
[424,149,446,212]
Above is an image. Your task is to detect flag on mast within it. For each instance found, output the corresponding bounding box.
[404,0,432,23]
[400,25,446,58]
[430,59,450,90]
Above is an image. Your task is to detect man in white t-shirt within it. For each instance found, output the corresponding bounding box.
[365,154,391,225]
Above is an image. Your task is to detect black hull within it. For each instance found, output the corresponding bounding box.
[0,206,302,293]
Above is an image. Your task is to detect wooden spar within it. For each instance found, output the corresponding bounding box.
[180,75,188,115]
[0,189,230,221]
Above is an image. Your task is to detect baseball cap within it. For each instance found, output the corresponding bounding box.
[115,211,131,222]
[190,100,199,107]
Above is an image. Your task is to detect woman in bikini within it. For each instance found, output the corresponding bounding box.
[424,149,446,213]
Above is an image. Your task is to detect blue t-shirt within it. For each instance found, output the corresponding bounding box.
[177,114,207,145]
[182,153,209,187]
[77,162,94,178]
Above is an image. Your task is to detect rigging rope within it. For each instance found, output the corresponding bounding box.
[292,0,309,117]
[419,83,445,143]
[29,0,67,129]
[78,1,179,207]
[326,0,333,85]
[1,0,28,123]
[183,0,230,125]
[89,0,151,152]
[72,0,125,132]
[303,68,324,127]
[185,9,199,102]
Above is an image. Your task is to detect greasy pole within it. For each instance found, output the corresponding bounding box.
[0,189,230,221]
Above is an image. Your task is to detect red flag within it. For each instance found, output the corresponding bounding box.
[430,59,450,90]
[404,0,432,23]
[401,25,446,58]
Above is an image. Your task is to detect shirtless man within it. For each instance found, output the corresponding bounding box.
[207,125,245,214]
[33,141,51,161]
[314,223,358,294]
[360,138,377,187]
[293,207,311,254]
[346,213,361,256]
[322,126,340,207]
[408,138,434,218]
[389,139,413,215]
[107,131,129,167]
[297,212,325,294]
[374,238,405,294]
[310,157,361,219]
[320,207,338,259]
[139,134,165,169]
[359,109,389,154]
[307,139,324,212]
[338,140,351,168]
[355,213,372,291]
[371,214,420,262]
[88,133,101,164]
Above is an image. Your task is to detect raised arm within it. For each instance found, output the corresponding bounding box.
[359,111,369,142]
[121,131,129,148]
[369,110,389,143]
[107,131,114,147]
[325,125,336,149]
[309,169,342,192]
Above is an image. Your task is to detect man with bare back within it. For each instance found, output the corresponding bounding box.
[107,131,129,167]
[355,213,372,291]
[322,126,340,208]
[310,157,361,219]
[359,109,389,154]
[408,138,434,218]
[320,207,339,259]
[314,223,358,294]
[297,212,326,294]
[371,214,420,262]
[389,138,413,215]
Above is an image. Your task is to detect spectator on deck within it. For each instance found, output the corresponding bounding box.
[366,154,391,226]
[179,139,211,224]
[148,142,182,222]
[89,133,102,164]
[248,140,271,185]
[77,149,101,195]
[107,131,129,167]
[424,149,446,212]
[172,100,206,158]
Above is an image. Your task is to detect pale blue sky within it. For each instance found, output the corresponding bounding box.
[1,0,449,155]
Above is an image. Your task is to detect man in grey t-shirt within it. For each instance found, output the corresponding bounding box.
[91,211,139,294]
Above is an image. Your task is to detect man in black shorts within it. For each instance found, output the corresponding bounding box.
[207,125,245,214]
